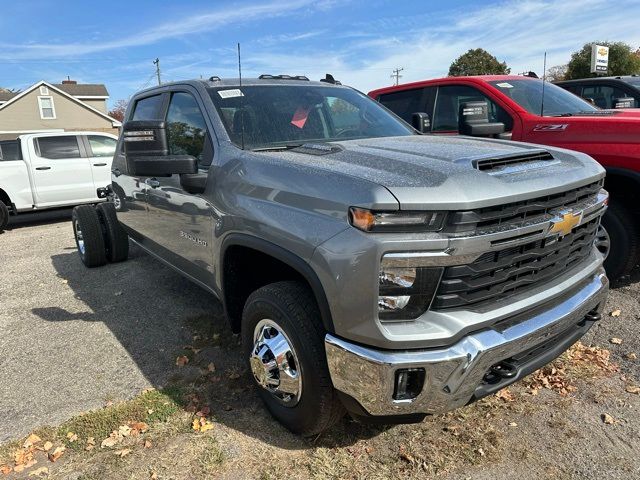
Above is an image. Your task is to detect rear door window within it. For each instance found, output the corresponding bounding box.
[377,88,426,123]
[433,85,514,132]
[36,136,81,159]
[581,84,638,108]
[0,141,21,161]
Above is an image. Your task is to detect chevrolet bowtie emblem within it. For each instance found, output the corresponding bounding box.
[549,211,582,237]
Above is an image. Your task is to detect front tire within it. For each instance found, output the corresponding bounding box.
[0,200,9,232]
[600,202,639,280]
[72,205,107,268]
[242,281,344,436]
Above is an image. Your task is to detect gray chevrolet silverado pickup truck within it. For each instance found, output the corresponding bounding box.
[72,75,609,436]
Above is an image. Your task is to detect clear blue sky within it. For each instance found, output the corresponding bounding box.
[1,0,639,108]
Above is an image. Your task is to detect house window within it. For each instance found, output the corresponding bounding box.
[38,96,56,119]
[39,86,49,95]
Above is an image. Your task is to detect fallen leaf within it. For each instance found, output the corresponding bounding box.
[626,385,640,394]
[0,465,12,475]
[196,406,210,417]
[150,473,158,480]
[14,449,33,466]
[144,440,152,449]
[42,441,53,452]
[610,309,621,317]
[66,432,78,443]
[191,419,201,431]
[118,425,132,437]
[114,291,123,296]
[495,388,515,402]
[114,449,131,458]
[228,372,240,380]
[192,417,214,432]
[508,422,518,427]
[477,448,486,456]
[13,465,26,474]
[130,422,149,433]
[199,421,214,433]
[48,446,65,462]
[609,338,623,345]
[147,409,154,415]
[207,362,216,372]
[101,436,120,448]
[86,437,95,446]
[602,413,615,424]
[23,434,42,449]
[28,467,49,477]
[176,355,189,367]
[626,353,637,361]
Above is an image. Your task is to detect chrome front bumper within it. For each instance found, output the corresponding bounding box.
[325,269,608,417]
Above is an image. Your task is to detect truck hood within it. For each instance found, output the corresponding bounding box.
[262,135,604,210]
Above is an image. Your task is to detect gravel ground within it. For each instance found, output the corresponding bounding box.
[1,215,638,479]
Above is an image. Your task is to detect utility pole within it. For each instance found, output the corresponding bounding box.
[391,67,404,86]
[153,58,161,85]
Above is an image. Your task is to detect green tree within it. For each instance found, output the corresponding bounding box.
[546,65,568,82]
[448,48,510,76]
[565,41,640,79]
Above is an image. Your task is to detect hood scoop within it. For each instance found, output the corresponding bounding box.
[473,150,556,175]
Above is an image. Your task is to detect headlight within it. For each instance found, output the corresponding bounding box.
[349,207,446,233]
[378,261,443,321]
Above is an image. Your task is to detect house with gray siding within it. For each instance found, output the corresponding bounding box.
[0,79,121,140]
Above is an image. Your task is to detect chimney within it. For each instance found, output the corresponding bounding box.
[62,76,77,85]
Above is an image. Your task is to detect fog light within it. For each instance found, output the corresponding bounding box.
[393,368,426,400]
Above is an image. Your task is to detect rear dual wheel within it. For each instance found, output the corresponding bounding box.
[72,203,128,268]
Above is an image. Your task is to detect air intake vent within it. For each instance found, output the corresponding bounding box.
[475,151,554,172]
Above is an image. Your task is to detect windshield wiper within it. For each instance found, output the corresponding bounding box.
[251,143,304,152]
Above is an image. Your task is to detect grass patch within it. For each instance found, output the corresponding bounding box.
[59,387,185,450]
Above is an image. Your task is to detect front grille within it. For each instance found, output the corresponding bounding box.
[432,217,600,310]
[445,180,603,235]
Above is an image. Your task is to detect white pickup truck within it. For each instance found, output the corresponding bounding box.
[0,131,117,231]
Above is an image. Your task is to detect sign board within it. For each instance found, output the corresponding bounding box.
[590,44,609,74]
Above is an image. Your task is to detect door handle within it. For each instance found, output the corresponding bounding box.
[93,163,107,167]
[145,178,160,188]
[35,166,51,170]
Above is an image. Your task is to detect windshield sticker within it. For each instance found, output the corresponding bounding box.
[495,82,513,88]
[218,89,244,99]
[291,106,311,129]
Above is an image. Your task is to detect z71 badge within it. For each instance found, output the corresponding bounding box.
[533,124,569,132]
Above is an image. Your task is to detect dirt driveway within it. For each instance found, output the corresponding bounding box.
[1,217,639,479]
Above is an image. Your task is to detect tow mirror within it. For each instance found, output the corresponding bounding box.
[613,97,634,109]
[122,120,198,176]
[458,101,505,137]
[411,112,431,133]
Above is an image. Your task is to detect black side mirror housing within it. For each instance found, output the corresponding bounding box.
[411,112,431,133]
[458,101,505,137]
[123,120,198,177]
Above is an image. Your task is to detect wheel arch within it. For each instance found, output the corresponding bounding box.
[604,167,640,210]
[0,188,13,211]
[220,234,335,335]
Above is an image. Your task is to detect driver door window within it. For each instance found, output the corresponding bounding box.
[433,85,513,133]
[166,92,213,168]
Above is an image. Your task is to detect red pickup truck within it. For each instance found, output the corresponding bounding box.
[369,75,640,279]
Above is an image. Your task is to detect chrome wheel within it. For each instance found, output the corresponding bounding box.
[250,319,302,406]
[111,193,122,211]
[595,224,610,260]
[74,220,85,255]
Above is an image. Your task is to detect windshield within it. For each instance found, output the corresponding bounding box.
[489,79,599,116]
[208,84,414,149]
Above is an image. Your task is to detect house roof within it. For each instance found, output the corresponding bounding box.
[0,81,121,126]
[0,90,18,102]
[52,83,109,97]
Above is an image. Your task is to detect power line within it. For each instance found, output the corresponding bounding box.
[391,67,404,86]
